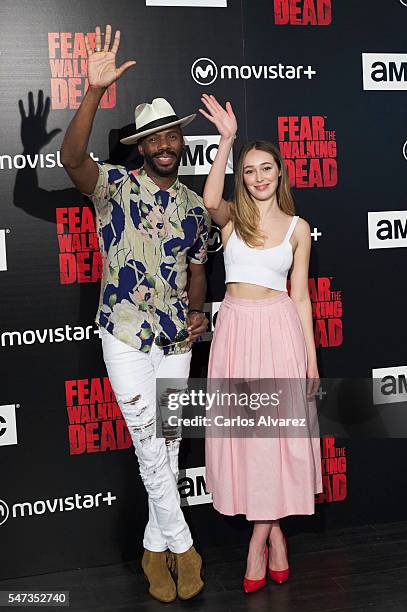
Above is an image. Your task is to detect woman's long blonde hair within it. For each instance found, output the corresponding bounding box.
[230,140,295,247]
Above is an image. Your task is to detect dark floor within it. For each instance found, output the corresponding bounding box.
[1,521,407,611]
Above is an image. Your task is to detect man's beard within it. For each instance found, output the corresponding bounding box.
[143,149,182,177]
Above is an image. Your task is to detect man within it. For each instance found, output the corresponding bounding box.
[61,25,210,603]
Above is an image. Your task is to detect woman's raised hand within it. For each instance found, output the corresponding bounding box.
[199,94,237,139]
[85,25,136,89]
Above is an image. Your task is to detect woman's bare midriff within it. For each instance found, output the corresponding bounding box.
[222,218,297,300]
[225,283,287,300]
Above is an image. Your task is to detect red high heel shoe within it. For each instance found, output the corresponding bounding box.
[243,545,268,593]
[269,534,290,584]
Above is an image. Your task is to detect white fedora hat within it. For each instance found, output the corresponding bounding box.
[120,98,196,145]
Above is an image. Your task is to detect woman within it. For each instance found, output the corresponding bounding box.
[199,94,323,593]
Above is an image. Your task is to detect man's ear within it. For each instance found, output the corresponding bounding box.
[137,142,144,156]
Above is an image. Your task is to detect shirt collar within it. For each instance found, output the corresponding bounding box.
[131,167,180,198]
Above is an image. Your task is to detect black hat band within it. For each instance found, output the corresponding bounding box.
[135,114,179,134]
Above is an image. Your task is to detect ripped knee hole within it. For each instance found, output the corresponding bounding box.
[130,418,155,443]
[124,394,141,405]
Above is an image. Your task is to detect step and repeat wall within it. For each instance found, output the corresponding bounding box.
[1,0,407,579]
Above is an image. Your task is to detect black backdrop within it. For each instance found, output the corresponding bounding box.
[1,0,407,580]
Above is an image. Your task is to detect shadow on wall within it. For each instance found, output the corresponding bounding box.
[13,90,142,319]
[13,90,142,224]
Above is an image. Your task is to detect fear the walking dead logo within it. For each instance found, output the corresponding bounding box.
[56,206,102,284]
[48,32,116,110]
[309,276,343,348]
[65,377,131,455]
[278,115,337,188]
[316,436,347,504]
[274,0,332,25]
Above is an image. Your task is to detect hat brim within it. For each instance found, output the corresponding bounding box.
[119,113,197,145]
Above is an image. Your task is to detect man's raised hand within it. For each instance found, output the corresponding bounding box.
[85,25,136,90]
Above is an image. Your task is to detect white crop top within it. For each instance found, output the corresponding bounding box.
[224,216,299,291]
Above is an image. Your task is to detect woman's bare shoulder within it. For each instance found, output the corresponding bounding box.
[294,216,310,236]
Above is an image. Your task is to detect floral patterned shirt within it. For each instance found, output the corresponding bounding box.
[87,163,211,355]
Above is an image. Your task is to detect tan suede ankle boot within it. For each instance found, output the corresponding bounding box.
[141,549,177,603]
[170,546,204,600]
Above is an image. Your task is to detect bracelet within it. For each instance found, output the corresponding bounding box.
[188,309,205,315]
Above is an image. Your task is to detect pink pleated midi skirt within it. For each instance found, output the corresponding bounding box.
[205,292,323,521]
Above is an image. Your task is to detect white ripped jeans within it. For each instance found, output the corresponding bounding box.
[100,328,193,554]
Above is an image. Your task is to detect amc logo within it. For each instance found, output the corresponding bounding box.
[201,301,222,342]
[0,229,9,272]
[180,136,233,176]
[178,466,212,507]
[362,54,407,90]
[372,366,407,405]
[0,405,18,446]
[368,211,407,249]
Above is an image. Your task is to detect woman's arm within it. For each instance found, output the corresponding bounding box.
[199,95,237,228]
[289,219,319,392]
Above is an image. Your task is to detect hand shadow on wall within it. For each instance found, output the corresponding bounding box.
[13,90,142,326]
